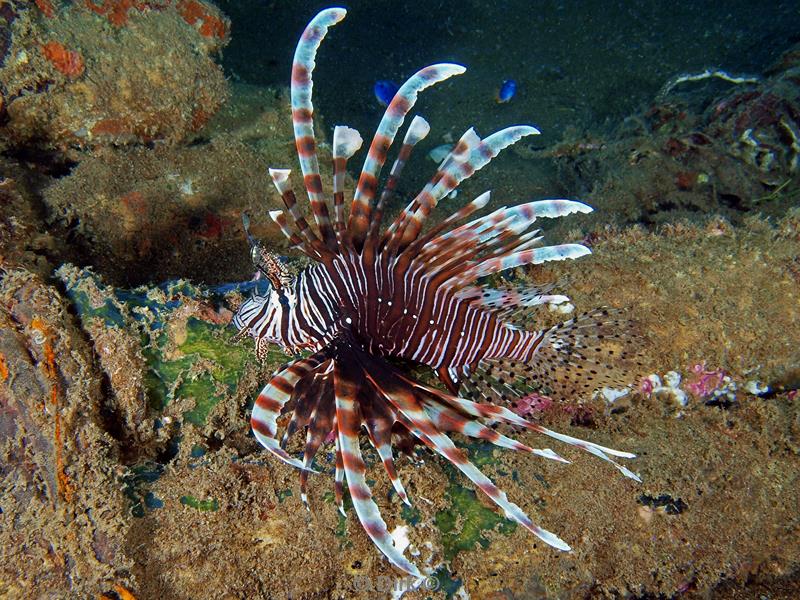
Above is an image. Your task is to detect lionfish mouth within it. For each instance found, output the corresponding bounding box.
[233,7,642,577]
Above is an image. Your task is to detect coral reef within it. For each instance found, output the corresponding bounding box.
[516,42,800,233]
[1,3,799,598]
[3,211,798,597]
[0,269,131,596]
[43,140,278,284]
[40,88,337,284]
[705,45,800,179]
[0,158,58,275]
[0,0,229,154]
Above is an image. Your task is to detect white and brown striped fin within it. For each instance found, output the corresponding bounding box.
[366,115,431,245]
[420,199,591,267]
[402,190,492,255]
[360,387,411,505]
[268,210,311,257]
[460,243,591,282]
[383,128,482,252]
[251,352,329,471]
[332,125,363,240]
[333,431,345,516]
[348,63,466,248]
[333,357,421,576]
[402,371,641,481]
[390,125,541,249]
[457,283,568,314]
[362,353,572,552]
[419,396,569,463]
[298,376,335,507]
[280,370,324,449]
[481,309,645,404]
[268,168,329,258]
[290,8,344,252]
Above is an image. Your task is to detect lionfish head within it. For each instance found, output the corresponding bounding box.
[232,213,294,343]
[232,291,267,334]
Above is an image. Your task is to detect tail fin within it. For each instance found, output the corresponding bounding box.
[474,309,645,404]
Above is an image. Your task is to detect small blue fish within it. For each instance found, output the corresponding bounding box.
[373,80,400,106]
[497,79,517,103]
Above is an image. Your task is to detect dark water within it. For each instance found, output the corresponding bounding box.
[218,0,800,145]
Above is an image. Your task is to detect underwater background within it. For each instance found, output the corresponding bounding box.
[1,1,799,598]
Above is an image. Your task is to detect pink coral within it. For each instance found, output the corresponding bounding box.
[639,375,658,395]
[684,362,726,399]
[513,392,554,417]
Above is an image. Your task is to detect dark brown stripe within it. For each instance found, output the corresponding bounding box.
[349,483,371,501]
[362,520,384,539]
[291,63,310,86]
[255,394,282,412]
[292,108,313,123]
[271,376,294,396]
[443,446,466,465]
[296,135,317,157]
[388,95,410,116]
[305,174,323,194]
[251,418,272,436]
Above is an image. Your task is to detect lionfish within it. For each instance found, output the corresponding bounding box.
[232,8,641,576]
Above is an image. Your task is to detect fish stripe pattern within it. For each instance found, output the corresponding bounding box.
[232,7,644,575]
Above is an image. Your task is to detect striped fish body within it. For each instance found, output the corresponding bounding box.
[238,251,537,371]
[231,8,642,577]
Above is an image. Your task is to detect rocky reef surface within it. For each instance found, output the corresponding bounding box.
[0,0,229,154]
[1,3,799,599]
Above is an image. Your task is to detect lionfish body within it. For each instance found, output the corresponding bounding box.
[233,8,640,576]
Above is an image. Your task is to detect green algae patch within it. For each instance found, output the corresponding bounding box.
[180,495,219,511]
[334,513,354,549]
[322,491,355,547]
[63,285,127,327]
[430,566,463,599]
[177,373,221,425]
[143,315,261,425]
[178,317,250,386]
[434,439,518,562]
[401,503,422,526]
[435,484,517,561]
[459,439,498,469]
[59,267,267,426]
